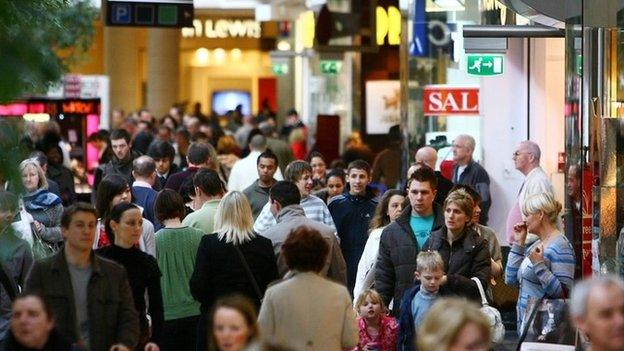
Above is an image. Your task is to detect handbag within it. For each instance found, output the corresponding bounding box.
[31,223,57,260]
[516,296,579,351]
[471,277,506,343]
[233,245,264,303]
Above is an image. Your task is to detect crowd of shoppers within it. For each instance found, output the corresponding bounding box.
[4,104,620,351]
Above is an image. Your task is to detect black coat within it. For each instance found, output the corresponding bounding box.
[189,233,278,351]
[451,160,491,224]
[47,164,76,206]
[434,171,453,205]
[374,204,444,315]
[328,189,378,295]
[422,225,491,302]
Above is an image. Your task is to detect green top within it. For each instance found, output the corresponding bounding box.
[181,199,221,234]
[155,226,205,320]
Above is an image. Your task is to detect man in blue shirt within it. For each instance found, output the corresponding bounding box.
[375,166,444,315]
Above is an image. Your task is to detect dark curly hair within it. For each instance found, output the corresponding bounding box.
[281,226,329,272]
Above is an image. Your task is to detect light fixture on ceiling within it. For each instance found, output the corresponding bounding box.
[195,48,210,66]
[230,48,242,61]
[277,40,291,51]
[23,113,50,122]
[426,0,465,12]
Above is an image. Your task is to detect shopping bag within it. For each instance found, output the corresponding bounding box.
[516,297,578,351]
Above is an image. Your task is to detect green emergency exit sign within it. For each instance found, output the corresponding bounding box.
[320,60,342,75]
[467,54,504,76]
[272,63,289,76]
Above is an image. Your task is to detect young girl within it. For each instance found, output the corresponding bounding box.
[354,289,399,351]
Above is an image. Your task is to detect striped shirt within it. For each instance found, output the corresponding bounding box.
[504,233,575,333]
[253,195,336,234]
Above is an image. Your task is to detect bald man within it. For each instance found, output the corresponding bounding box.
[451,135,491,224]
[505,140,554,244]
[414,146,453,205]
[131,155,161,230]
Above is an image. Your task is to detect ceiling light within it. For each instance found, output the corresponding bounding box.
[195,48,210,66]
[231,48,242,60]
[23,113,50,122]
[277,40,291,51]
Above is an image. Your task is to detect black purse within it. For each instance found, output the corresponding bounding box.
[233,245,264,303]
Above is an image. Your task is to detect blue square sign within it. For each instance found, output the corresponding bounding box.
[111,4,131,24]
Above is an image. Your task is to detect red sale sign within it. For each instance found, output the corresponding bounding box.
[423,86,479,116]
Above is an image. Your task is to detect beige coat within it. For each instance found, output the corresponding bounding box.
[258,272,358,351]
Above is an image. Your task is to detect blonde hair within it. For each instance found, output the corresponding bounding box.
[214,191,255,245]
[19,158,48,191]
[416,251,444,273]
[443,188,474,220]
[522,192,562,224]
[354,289,387,315]
[418,298,490,351]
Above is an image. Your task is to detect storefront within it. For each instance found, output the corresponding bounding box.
[398,0,624,277]
[179,12,279,117]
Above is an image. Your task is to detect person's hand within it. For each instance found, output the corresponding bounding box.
[513,221,528,246]
[440,275,448,286]
[109,344,130,351]
[528,243,545,264]
[144,342,160,351]
[364,342,379,350]
[33,220,44,234]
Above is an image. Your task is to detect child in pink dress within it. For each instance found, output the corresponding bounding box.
[354,289,399,351]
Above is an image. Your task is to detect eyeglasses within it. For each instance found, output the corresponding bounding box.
[513,151,532,157]
[451,144,466,149]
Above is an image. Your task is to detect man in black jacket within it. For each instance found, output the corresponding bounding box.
[25,203,139,351]
[328,160,377,296]
[375,167,444,315]
[451,134,491,224]
[94,129,140,192]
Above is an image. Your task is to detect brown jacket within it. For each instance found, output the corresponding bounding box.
[25,249,139,351]
[258,272,358,351]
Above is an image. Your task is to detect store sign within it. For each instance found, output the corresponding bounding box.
[423,86,479,116]
[62,101,98,115]
[300,6,400,49]
[376,6,400,45]
[181,18,262,39]
[467,54,504,76]
[105,0,193,28]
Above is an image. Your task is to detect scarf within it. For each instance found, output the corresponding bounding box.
[23,188,61,211]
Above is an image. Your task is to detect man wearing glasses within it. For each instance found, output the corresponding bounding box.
[451,134,491,224]
[505,140,554,244]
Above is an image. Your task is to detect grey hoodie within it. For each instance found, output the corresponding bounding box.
[263,204,347,285]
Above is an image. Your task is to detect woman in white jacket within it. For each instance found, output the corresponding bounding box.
[353,189,405,301]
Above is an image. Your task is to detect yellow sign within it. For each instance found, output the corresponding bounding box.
[182,19,262,39]
[377,6,401,45]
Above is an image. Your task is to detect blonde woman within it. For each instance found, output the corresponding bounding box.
[19,158,64,244]
[418,298,490,351]
[190,191,279,351]
[505,192,575,334]
[422,189,491,302]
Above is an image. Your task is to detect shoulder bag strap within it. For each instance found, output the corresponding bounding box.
[470,277,488,306]
[0,261,17,301]
[233,245,263,301]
